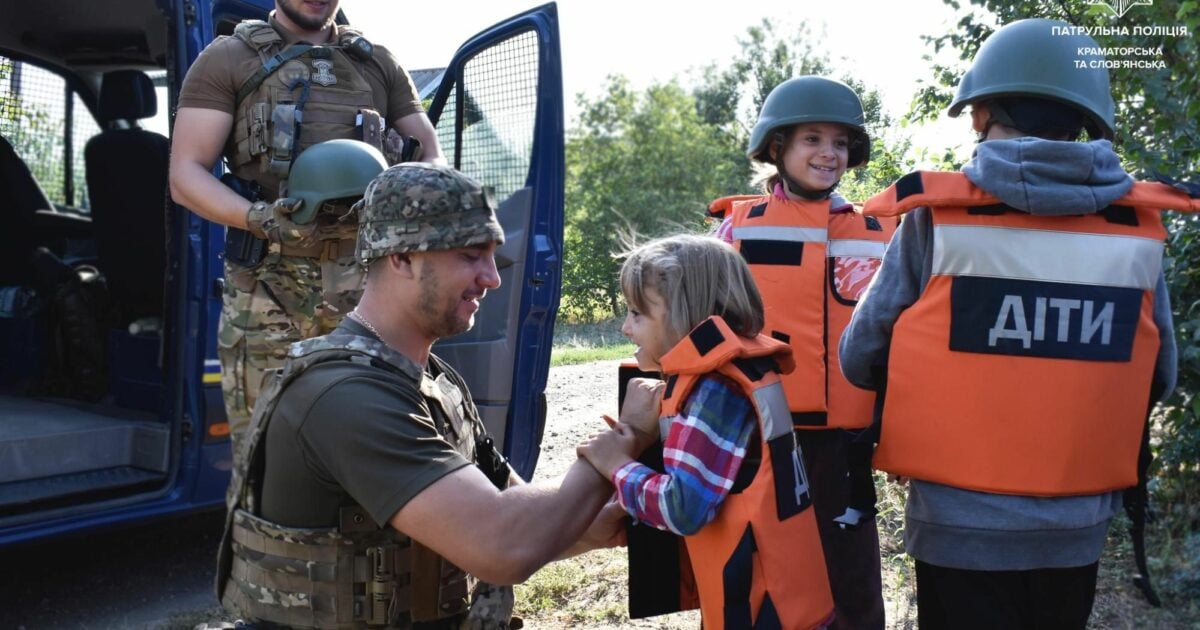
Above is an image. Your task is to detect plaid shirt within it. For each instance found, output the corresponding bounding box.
[612,374,755,535]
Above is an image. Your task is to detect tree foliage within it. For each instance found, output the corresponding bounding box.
[910,0,1198,175]
[561,22,917,320]
[561,77,745,319]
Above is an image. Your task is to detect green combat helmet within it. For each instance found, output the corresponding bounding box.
[948,18,1115,140]
[355,163,505,264]
[748,76,871,168]
[287,139,388,224]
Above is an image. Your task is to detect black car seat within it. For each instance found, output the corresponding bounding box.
[84,70,168,325]
[0,135,54,286]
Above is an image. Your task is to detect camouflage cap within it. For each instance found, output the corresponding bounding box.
[355,163,505,264]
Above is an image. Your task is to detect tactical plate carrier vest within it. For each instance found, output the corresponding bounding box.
[229,21,379,209]
[216,334,485,628]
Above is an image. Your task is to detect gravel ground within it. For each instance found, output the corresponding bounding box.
[519,359,699,629]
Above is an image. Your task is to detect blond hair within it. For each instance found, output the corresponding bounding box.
[619,234,765,346]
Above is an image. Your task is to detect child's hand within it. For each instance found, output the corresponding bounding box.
[619,378,664,451]
[577,424,639,478]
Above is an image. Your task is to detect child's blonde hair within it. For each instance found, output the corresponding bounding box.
[619,234,765,345]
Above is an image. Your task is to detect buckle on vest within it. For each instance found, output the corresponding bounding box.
[366,546,399,625]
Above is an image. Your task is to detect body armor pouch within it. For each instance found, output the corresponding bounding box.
[224,508,471,629]
[221,173,268,268]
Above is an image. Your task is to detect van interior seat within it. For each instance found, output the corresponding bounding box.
[84,69,168,326]
[0,136,55,287]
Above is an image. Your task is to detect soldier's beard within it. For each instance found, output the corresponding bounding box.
[276,0,337,32]
[417,263,473,339]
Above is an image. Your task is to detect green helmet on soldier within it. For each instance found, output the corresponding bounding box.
[355,163,505,265]
[948,18,1115,140]
[287,139,389,224]
[747,76,871,168]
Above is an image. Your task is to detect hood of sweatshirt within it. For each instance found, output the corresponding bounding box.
[961,138,1133,216]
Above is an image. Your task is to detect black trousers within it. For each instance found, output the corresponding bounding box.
[797,430,886,630]
[915,560,1099,630]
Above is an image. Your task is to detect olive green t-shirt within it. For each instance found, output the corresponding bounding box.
[259,318,472,529]
[177,14,423,125]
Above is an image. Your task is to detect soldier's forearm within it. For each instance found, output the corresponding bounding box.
[169,161,254,229]
[484,457,611,583]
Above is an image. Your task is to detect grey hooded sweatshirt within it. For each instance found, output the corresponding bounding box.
[839,138,1177,571]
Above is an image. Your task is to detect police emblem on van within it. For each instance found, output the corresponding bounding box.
[311,59,337,86]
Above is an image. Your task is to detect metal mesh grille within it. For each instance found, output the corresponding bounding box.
[0,58,101,209]
[436,29,538,202]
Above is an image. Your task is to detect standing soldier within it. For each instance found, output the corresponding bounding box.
[168,0,444,453]
[840,18,1199,628]
[709,76,893,627]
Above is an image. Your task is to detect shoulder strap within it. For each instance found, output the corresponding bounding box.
[708,194,762,219]
[659,316,793,377]
[1118,181,1200,214]
[232,19,283,53]
[233,44,316,109]
[864,171,1000,218]
[867,172,1200,219]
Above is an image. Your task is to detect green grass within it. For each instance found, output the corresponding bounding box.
[551,318,633,366]
[515,548,633,625]
[551,343,636,367]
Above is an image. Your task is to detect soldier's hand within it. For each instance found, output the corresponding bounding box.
[618,377,664,451]
[580,499,629,549]
[245,198,318,248]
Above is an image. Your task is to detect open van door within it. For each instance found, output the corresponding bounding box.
[424,4,564,480]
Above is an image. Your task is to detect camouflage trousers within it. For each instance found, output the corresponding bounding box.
[218,249,364,455]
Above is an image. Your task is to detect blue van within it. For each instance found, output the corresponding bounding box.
[0,0,563,545]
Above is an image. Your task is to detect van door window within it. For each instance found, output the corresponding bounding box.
[434,29,539,201]
[0,57,101,211]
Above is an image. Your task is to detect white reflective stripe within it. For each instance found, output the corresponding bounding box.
[752,381,792,440]
[933,225,1163,289]
[827,239,886,259]
[732,225,828,243]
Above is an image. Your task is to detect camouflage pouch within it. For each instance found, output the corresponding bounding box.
[462,582,520,630]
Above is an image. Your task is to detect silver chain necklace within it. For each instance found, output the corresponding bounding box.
[350,308,384,341]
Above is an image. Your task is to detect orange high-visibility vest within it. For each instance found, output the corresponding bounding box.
[709,194,896,429]
[863,171,1200,496]
[657,316,833,629]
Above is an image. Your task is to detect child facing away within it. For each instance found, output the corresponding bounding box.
[578,234,834,630]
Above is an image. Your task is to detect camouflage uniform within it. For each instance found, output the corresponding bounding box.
[221,136,390,451]
[218,245,362,443]
[216,164,517,629]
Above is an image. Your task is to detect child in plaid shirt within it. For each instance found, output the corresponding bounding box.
[577,234,763,535]
[577,234,833,629]
[578,232,763,532]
